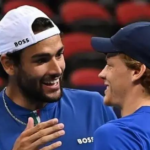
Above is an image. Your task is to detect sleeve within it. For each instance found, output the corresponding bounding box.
[94,123,143,150]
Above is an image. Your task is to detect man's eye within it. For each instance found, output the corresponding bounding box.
[56,52,64,58]
[36,58,49,64]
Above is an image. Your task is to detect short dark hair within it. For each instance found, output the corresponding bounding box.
[6,17,54,66]
[0,17,54,79]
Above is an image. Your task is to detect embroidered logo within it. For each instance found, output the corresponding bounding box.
[77,137,94,144]
[14,38,29,47]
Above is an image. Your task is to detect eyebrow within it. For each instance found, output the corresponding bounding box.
[31,47,64,59]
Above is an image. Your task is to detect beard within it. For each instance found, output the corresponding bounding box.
[15,67,63,105]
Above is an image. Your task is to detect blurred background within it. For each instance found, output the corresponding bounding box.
[1,0,150,118]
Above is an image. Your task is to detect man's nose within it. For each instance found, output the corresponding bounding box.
[98,68,106,80]
[48,57,62,74]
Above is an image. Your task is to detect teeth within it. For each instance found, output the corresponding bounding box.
[44,79,59,85]
[50,79,59,84]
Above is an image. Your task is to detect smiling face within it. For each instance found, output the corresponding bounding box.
[10,35,65,104]
[99,54,133,107]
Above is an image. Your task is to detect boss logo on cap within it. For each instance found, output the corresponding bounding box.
[14,38,29,47]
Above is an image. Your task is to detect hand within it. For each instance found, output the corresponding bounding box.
[12,117,65,150]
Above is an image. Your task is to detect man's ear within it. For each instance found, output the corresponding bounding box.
[131,64,146,82]
[0,55,15,76]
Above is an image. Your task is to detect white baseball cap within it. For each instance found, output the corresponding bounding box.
[0,5,60,55]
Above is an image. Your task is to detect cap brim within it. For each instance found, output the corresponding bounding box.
[91,37,117,53]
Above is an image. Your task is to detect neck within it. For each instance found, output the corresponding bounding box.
[121,86,150,117]
[5,83,46,110]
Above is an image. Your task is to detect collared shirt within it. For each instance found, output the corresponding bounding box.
[0,88,116,150]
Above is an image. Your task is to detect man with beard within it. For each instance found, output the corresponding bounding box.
[0,5,116,150]
[91,22,150,150]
